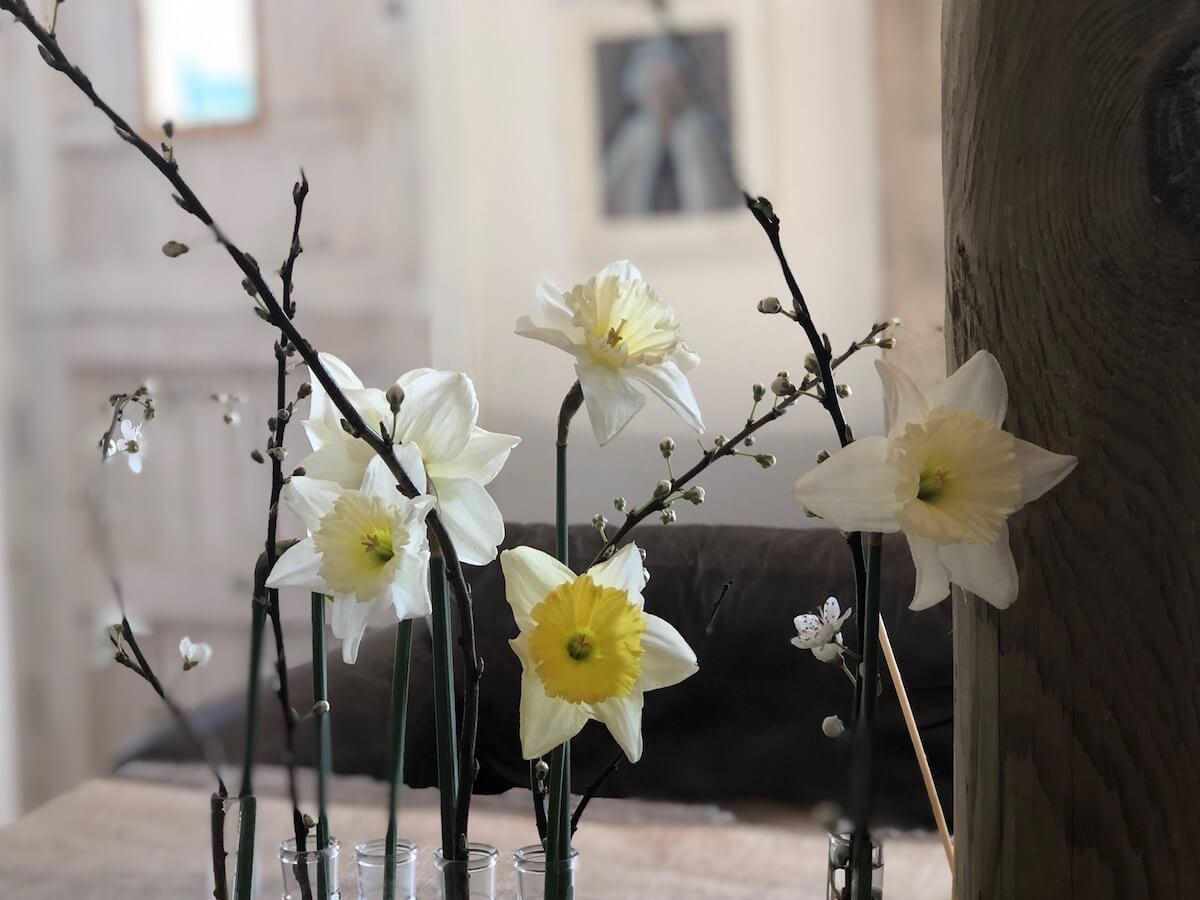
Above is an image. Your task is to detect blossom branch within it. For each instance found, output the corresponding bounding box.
[0,1,483,847]
[590,321,889,566]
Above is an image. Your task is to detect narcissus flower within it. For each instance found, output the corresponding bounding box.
[793,351,1077,610]
[501,543,698,761]
[267,456,435,663]
[299,355,519,566]
[791,596,851,663]
[517,261,704,445]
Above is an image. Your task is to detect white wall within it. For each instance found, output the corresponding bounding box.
[416,0,883,530]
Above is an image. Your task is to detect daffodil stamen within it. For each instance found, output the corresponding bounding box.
[360,530,395,566]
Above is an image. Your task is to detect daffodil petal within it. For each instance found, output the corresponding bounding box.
[908,535,951,610]
[307,353,364,449]
[395,371,478,463]
[281,477,342,534]
[671,343,700,374]
[1013,438,1078,506]
[590,694,645,762]
[501,546,575,631]
[514,316,579,355]
[628,359,705,434]
[876,359,930,438]
[588,542,646,599]
[930,350,1008,426]
[535,281,579,333]
[596,260,644,283]
[939,525,1019,609]
[637,614,698,691]
[360,455,402,504]
[517,659,588,759]
[329,596,378,664]
[389,552,432,621]
[576,361,646,446]
[395,367,437,390]
[792,437,902,532]
[426,427,520,486]
[265,540,327,591]
[433,476,505,566]
[298,440,375,490]
[393,441,428,495]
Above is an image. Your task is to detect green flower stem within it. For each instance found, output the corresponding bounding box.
[383,618,414,900]
[430,554,466,897]
[229,598,267,900]
[544,413,578,900]
[849,534,883,900]
[311,594,332,898]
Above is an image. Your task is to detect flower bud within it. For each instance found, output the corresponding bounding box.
[876,336,896,350]
[535,759,550,780]
[659,437,675,458]
[292,467,307,477]
[683,486,705,505]
[268,447,287,461]
[757,296,782,314]
[614,497,627,512]
[250,449,265,464]
[771,373,795,396]
[313,700,331,716]
[835,384,852,399]
[752,383,766,402]
[223,411,240,425]
[714,434,727,447]
[821,715,845,738]
[755,453,777,469]
[386,383,406,414]
[591,513,608,530]
[653,480,672,497]
[660,508,677,525]
[803,354,819,374]
[277,407,291,422]
[161,240,189,258]
[816,449,831,464]
[743,435,755,447]
[890,316,903,327]
[297,382,313,400]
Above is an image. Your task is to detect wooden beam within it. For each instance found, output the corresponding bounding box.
[944,3,1200,897]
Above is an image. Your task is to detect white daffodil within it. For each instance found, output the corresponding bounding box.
[266,456,436,664]
[299,355,520,566]
[791,596,851,663]
[108,419,144,473]
[793,351,1078,610]
[517,261,704,445]
[179,636,213,671]
[500,542,698,762]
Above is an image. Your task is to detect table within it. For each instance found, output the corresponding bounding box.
[0,770,952,898]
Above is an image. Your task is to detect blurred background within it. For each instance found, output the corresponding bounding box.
[0,0,942,823]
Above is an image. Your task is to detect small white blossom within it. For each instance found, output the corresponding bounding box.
[179,636,213,671]
[791,596,852,663]
[108,420,145,473]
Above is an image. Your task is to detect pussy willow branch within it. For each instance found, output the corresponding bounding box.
[260,174,315,900]
[590,321,887,567]
[1,0,483,847]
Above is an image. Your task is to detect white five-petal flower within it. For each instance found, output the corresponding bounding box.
[793,351,1078,610]
[266,457,436,664]
[108,419,145,474]
[179,636,213,671]
[791,596,852,663]
[299,354,520,566]
[500,542,699,762]
[517,261,704,445]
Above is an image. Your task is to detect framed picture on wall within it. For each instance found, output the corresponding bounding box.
[559,0,770,259]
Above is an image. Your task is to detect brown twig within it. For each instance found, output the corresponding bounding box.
[0,0,483,848]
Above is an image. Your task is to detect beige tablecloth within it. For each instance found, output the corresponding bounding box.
[0,768,952,898]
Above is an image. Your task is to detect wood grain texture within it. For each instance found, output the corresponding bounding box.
[943,3,1200,898]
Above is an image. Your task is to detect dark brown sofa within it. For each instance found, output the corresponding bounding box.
[127,524,952,828]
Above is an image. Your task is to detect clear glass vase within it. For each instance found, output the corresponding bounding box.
[513,844,579,899]
[827,833,884,900]
[279,836,342,900]
[432,843,499,899]
[354,838,418,900]
[210,793,261,899]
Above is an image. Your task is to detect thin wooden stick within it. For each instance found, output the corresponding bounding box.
[878,621,954,874]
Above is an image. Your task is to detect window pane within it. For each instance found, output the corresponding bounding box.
[139,0,258,129]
